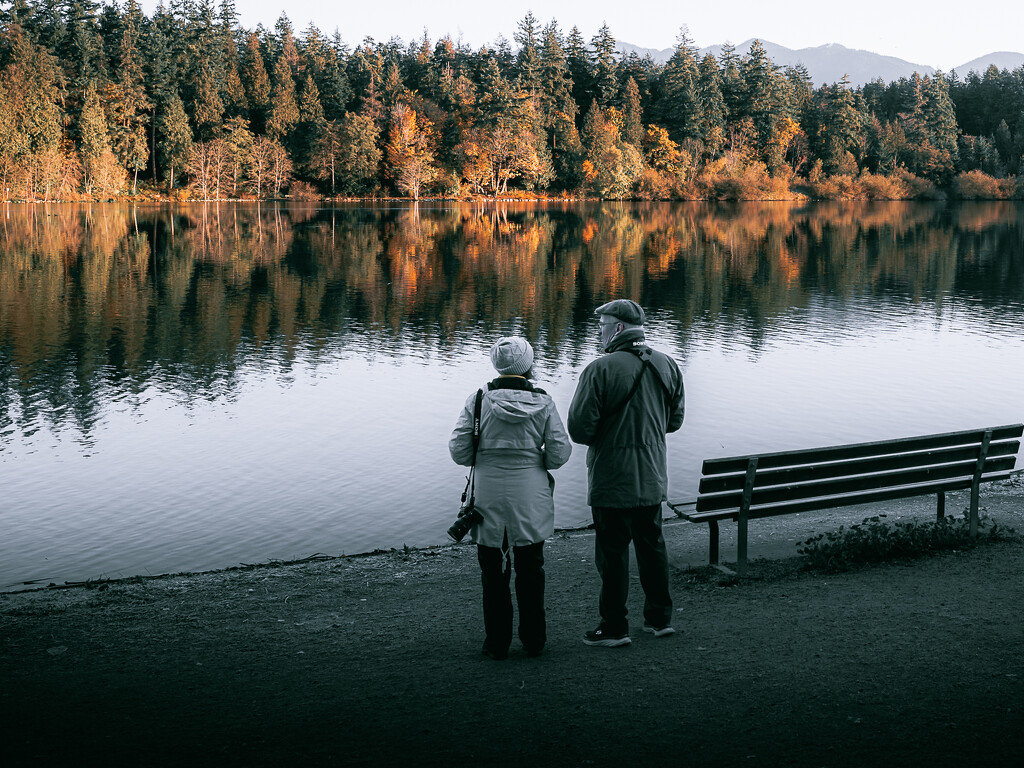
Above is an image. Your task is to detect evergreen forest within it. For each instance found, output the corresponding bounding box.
[1,0,1023,201]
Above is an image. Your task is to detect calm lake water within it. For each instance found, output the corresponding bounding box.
[1,200,1022,588]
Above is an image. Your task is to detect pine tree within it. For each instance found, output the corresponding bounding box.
[514,11,541,96]
[622,77,643,148]
[308,117,340,194]
[0,23,64,155]
[347,41,385,120]
[299,73,325,125]
[993,119,1017,173]
[565,26,591,116]
[539,21,575,126]
[78,78,113,192]
[338,112,381,194]
[817,76,864,174]
[219,21,248,121]
[267,42,299,140]
[476,56,518,127]
[144,2,178,181]
[718,41,743,119]
[493,35,515,74]
[301,24,351,121]
[381,61,407,109]
[740,40,782,163]
[61,0,107,94]
[659,28,701,143]
[590,23,618,109]
[0,23,65,198]
[106,76,149,193]
[782,64,814,119]
[240,32,271,133]
[158,91,193,189]
[295,72,326,171]
[921,73,959,178]
[192,61,224,139]
[78,79,109,161]
[696,54,726,159]
[424,35,456,105]
[581,100,605,152]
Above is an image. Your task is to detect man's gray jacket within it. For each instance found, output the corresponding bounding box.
[567,329,685,507]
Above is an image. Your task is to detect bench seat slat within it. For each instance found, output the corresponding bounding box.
[701,424,1023,476]
[687,473,1013,523]
[698,441,1020,495]
[695,456,1017,513]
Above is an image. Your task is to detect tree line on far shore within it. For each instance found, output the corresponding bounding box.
[1,1,1023,202]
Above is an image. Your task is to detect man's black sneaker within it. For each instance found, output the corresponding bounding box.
[642,622,676,638]
[583,625,631,647]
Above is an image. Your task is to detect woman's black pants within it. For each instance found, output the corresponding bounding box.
[477,540,545,656]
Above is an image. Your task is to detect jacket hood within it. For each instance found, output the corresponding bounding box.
[487,389,550,422]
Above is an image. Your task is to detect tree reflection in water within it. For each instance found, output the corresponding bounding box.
[2,200,1021,441]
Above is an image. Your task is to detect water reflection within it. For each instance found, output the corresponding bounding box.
[1,201,1022,586]
[3,201,1021,442]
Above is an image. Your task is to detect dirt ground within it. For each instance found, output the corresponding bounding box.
[3,483,1024,768]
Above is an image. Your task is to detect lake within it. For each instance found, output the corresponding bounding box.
[1,200,1022,589]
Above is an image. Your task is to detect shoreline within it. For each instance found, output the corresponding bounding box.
[5,477,1021,595]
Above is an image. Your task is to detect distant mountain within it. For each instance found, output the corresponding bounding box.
[952,51,1024,75]
[617,39,1024,87]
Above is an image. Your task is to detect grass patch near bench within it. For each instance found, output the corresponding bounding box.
[797,513,1017,572]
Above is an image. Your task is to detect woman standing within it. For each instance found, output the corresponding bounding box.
[449,337,572,659]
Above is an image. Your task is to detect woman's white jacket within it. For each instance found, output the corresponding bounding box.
[449,381,572,548]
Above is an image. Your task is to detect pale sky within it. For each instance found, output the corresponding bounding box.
[144,1,1023,72]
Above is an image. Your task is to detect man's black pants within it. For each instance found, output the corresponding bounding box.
[592,504,673,634]
[477,540,545,655]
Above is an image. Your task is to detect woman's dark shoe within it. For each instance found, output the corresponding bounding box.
[482,642,508,660]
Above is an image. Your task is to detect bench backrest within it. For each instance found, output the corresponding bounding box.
[695,424,1023,519]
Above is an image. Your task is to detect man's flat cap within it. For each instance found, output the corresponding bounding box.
[594,299,646,325]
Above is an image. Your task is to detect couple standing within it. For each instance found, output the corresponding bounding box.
[448,299,686,659]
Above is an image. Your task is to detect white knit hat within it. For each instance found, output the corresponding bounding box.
[490,336,534,375]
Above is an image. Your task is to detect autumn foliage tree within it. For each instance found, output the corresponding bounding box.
[385,104,436,199]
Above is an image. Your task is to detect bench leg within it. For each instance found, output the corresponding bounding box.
[736,457,756,578]
[737,515,748,577]
[970,430,992,538]
[936,491,945,520]
[969,481,980,537]
[708,520,719,566]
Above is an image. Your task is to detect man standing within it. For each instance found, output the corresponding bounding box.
[567,299,685,647]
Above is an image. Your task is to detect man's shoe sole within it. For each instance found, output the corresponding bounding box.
[643,625,675,638]
[583,636,632,647]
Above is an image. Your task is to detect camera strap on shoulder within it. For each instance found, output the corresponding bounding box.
[594,347,674,438]
[461,388,484,505]
[637,348,675,409]
[593,350,650,441]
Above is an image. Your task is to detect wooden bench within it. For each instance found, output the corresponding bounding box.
[668,424,1023,575]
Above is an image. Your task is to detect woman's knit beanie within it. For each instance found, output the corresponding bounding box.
[490,336,534,375]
